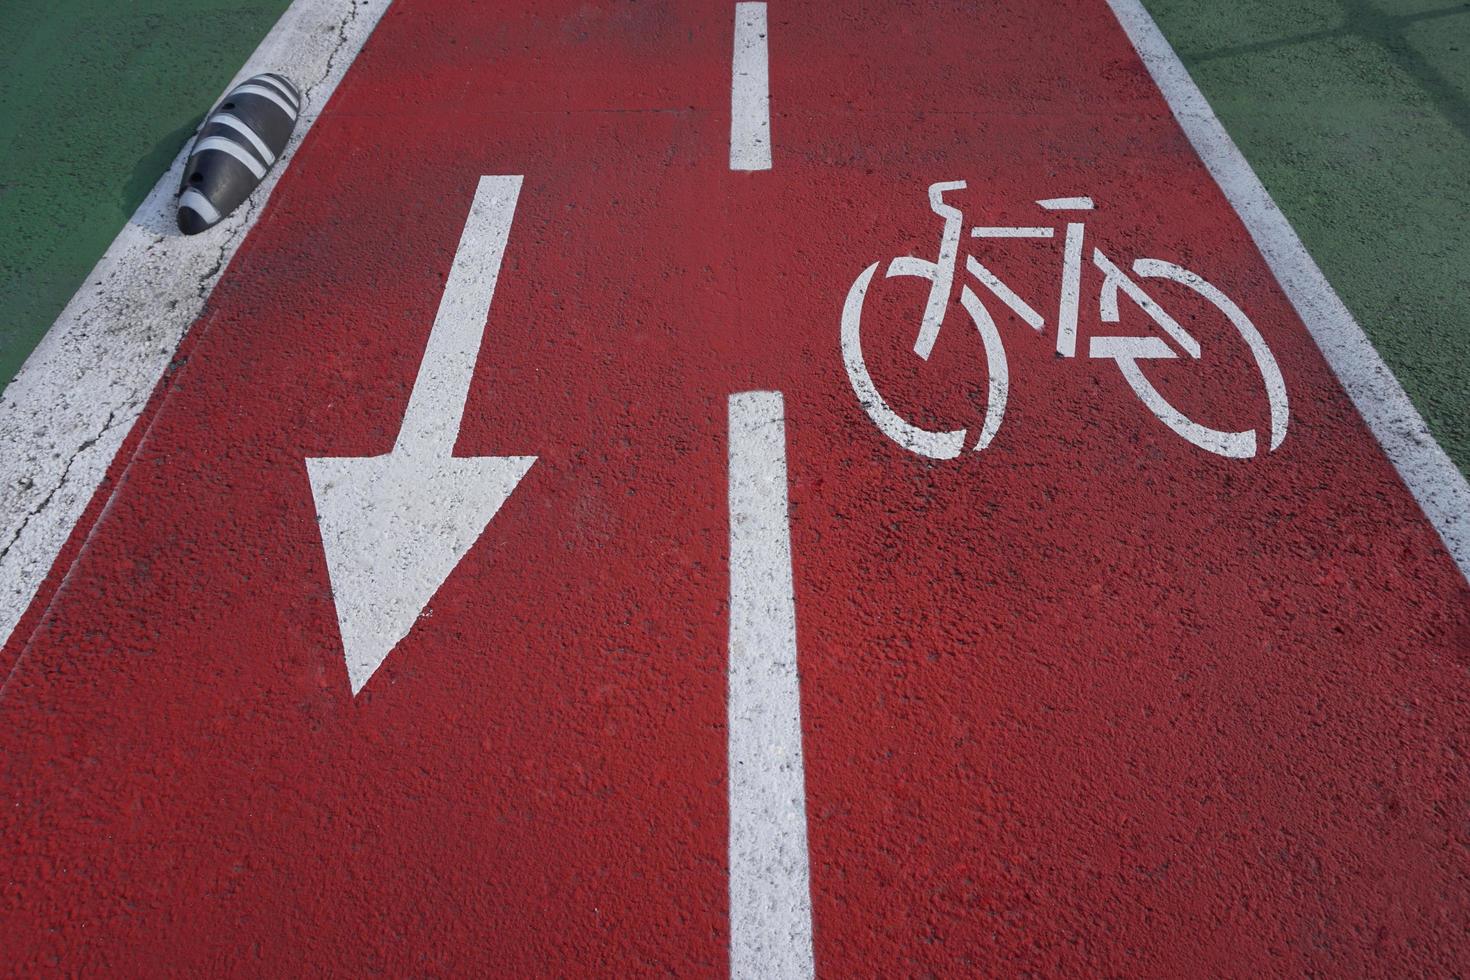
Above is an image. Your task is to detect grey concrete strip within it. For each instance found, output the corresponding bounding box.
[0,0,394,648]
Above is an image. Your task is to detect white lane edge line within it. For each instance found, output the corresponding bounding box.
[1106,0,1470,586]
[727,390,815,980]
[730,2,772,171]
[0,0,393,655]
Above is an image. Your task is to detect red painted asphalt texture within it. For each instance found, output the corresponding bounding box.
[3,0,1468,974]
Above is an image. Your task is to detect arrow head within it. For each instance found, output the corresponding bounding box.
[306,451,536,695]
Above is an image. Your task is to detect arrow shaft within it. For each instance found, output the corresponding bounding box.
[393,174,523,457]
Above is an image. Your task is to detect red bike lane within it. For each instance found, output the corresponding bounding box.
[761,4,1470,973]
[3,0,1468,975]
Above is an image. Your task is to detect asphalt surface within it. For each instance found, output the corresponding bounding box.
[2,0,1469,975]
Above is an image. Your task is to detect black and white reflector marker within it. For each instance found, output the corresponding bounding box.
[177,73,301,234]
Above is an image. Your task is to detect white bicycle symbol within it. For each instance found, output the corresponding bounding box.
[841,181,1289,460]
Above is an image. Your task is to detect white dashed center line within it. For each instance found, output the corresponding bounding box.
[730,2,772,171]
[727,391,814,979]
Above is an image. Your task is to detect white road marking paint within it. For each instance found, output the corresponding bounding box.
[845,180,1289,462]
[1093,250,1199,357]
[727,391,815,980]
[1055,221,1085,357]
[841,263,968,460]
[730,2,772,171]
[1108,0,1470,582]
[959,286,1011,451]
[971,226,1055,238]
[0,0,392,653]
[906,180,968,360]
[308,176,535,696]
[1132,257,1289,450]
[1037,196,1095,210]
[966,254,1044,331]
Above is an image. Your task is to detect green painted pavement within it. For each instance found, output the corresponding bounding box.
[0,0,291,389]
[1144,0,1470,478]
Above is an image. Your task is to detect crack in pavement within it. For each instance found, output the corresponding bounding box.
[0,410,119,567]
[0,0,393,652]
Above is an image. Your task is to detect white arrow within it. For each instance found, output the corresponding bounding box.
[307,175,535,696]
